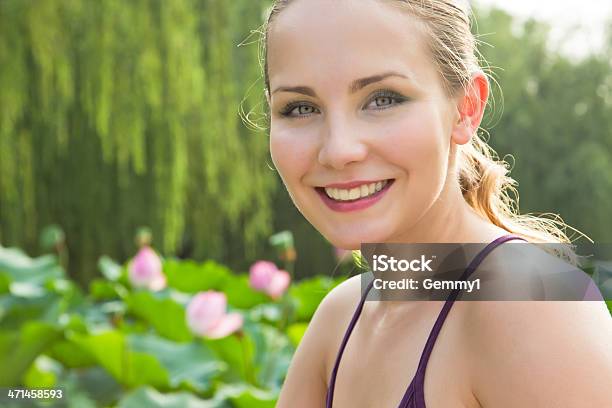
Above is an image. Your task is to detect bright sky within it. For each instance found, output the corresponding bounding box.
[474,0,612,59]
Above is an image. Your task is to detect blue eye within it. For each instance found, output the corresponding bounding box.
[365,90,408,110]
[279,103,319,118]
[278,89,408,119]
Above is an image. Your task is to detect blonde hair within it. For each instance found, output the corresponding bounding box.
[260,0,588,261]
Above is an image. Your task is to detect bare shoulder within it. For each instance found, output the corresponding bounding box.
[321,272,365,311]
[276,273,364,408]
[464,299,612,407]
[463,243,612,405]
[472,242,601,301]
[474,240,566,278]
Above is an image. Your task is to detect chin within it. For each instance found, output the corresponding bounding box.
[321,224,393,251]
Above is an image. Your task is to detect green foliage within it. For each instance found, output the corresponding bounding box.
[69,330,170,389]
[215,383,278,408]
[289,276,343,321]
[286,323,308,347]
[0,0,276,284]
[223,276,271,309]
[0,321,62,386]
[125,290,194,342]
[164,258,271,308]
[0,243,336,406]
[129,333,226,392]
[118,387,227,408]
[23,356,62,389]
[164,259,232,293]
[0,246,64,285]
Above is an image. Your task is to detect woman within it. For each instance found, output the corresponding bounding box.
[262,0,612,406]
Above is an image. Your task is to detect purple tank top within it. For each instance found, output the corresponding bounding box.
[325,235,527,408]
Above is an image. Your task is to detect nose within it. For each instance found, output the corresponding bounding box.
[317,115,368,170]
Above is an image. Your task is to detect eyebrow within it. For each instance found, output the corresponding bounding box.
[271,71,411,97]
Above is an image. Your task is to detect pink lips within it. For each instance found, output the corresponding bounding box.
[316,180,394,212]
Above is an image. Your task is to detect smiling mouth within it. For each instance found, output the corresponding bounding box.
[316,179,394,202]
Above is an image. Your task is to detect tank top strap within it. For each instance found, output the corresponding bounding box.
[409,234,527,406]
[326,277,375,407]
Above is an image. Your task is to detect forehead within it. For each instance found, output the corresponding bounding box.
[267,0,440,93]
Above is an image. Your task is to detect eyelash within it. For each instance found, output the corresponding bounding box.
[278,89,409,118]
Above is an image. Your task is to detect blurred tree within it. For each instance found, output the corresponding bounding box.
[0,0,276,284]
[474,8,612,242]
[1,2,610,285]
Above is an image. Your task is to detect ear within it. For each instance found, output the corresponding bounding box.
[451,71,489,145]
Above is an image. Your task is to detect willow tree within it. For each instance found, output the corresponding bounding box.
[0,0,276,284]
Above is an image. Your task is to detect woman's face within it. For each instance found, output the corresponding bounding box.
[267,0,463,249]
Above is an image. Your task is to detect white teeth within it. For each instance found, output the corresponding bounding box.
[324,180,390,202]
[360,185,369,197]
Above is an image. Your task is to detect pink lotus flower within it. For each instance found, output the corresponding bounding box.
[128,246,167,291]
[249,261,277,290]
[249,260,291,300]
[266,269,291,299]
[186,291,243,339]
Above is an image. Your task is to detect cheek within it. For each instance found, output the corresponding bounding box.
[269,125,317,184]
[378,107,448,175]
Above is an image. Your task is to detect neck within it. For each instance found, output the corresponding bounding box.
[387,178,506,244]
[368,182,510,314]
